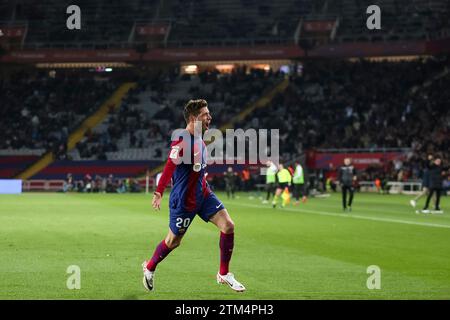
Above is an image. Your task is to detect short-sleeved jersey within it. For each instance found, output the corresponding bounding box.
[156,132,211,212]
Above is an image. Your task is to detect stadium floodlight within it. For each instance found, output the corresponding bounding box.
[184,65,198,74]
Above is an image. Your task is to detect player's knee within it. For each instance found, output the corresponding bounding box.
[166,238,181,249]
[165,235,183,249]
[222,220,235,234]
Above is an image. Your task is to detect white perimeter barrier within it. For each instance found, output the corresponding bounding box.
[22,180,65,191]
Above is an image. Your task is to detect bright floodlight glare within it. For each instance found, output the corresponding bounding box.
[184,65,198,74]
[280,65,290,74]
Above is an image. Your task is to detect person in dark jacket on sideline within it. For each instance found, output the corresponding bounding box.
[421,157,445,213]
[410,154,434,208]
[338,158,357,212]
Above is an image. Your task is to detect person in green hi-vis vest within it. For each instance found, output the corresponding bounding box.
[293,161,307,205]
[262,160,278,204]
[272,163,292,208]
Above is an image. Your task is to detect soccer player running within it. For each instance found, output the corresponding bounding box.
[338,158,357,212]
[272,163,292,208]
[142,99,245,292]
[262,160,277,204]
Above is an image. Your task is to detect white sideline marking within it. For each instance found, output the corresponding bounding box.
[235,203,450,229]
[308,202,450,219]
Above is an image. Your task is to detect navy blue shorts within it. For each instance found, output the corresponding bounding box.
[169,192,224,235]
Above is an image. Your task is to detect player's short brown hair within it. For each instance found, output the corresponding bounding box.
[183,99,208,123]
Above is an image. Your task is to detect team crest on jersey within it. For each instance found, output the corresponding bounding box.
[193,163,207,172]
[193,163,201,172]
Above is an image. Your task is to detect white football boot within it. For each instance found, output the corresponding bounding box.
[142,261,154,291]
[217,272,246,292]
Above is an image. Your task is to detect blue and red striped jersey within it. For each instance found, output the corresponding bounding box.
[156,132,211,212]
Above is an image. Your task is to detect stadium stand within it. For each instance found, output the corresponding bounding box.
[0,0,449,192]
[2,0,448,50]
[0,70,119,153]
[330,0,450,42]
[0,155,40,179]
[2,57,448,187]
[70,67,284,161]
[242,57,449,149]
[7,0,159,48]
[237,56,450,183]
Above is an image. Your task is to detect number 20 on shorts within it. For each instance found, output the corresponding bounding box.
[175,218,191,228]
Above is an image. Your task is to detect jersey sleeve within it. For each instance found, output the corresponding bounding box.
[155,140,183,196]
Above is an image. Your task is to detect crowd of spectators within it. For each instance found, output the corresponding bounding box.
[242,57,448,149]
[63,173,142,193]
[74,92,147,160]
[0,70,118,156]
[74,66,284,160]
[1,57,448,187]
[145,67,283,128]
[238,56,449,184]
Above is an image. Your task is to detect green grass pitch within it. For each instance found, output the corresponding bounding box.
[0,191,449,299]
